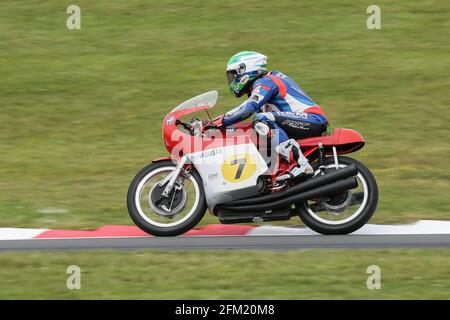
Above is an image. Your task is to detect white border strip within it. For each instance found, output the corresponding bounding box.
[247,220,450,236]
[0,228,48,240]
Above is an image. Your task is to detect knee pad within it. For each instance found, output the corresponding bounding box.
[253,120,271,136]
[253,113,275,137]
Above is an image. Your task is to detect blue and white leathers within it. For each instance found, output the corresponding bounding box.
[223,71,328,142]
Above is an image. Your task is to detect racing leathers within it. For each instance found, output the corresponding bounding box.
[222,71,329,180]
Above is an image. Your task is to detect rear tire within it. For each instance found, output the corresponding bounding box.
[297,156,378,235]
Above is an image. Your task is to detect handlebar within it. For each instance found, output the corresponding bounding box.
[176,118,205,137]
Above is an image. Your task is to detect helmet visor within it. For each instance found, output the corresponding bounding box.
[226,70,239,85]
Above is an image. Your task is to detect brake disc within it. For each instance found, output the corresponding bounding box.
[321,191,353,214]
[149,181,188,217]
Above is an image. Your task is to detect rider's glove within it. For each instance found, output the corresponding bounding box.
[204,115,224,130]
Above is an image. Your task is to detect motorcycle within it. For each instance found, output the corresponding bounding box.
[127,91,378,236]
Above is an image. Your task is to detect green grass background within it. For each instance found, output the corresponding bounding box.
[0,249,448,299]
[0,0,449,300]
[0,0,449,229]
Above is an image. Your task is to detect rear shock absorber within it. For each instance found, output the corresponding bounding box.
[318,143,326,175]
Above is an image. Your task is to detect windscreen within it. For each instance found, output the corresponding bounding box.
[171,90,218,113]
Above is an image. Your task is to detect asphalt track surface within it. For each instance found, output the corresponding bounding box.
[1,234,449,251]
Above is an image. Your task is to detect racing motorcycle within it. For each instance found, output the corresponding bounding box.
[127,91,378,236]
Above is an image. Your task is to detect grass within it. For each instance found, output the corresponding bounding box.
[0,0,449,230]
[0,249,448,299]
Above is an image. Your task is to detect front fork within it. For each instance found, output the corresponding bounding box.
[159,155,189,197]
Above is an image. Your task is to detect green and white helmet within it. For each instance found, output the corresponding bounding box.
[226,51,268,97]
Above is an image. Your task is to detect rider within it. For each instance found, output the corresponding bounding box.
[206,51,329,181]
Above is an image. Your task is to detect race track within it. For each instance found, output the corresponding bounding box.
[1,220,449,251]
[1,234,450,251]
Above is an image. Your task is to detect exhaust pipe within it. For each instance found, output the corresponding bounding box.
[224,164,358,207]
[219,177,358,213]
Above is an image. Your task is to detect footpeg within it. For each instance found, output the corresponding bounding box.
[276,166,314,182]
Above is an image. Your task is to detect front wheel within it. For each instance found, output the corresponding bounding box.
[127,160,207,236]
[297,156,378,235]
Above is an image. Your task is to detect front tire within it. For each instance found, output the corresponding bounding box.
[127,160,207,236]
[297,156,378,235]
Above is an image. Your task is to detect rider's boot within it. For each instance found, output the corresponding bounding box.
[275,139,314,182]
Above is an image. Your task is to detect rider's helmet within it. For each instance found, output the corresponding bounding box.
[226,51,268,97]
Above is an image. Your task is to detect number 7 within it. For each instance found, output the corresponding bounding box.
[231,157,246,180]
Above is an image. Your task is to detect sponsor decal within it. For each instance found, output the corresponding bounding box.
[282,120,310,130]
[208,173,218,180]
[240,74,249,84]
[277,111,309,120]
[191,149,223,159]
[166,114,175,125]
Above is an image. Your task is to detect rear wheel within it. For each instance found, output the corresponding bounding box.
[297,156,378,234]
[127,160,207,236]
